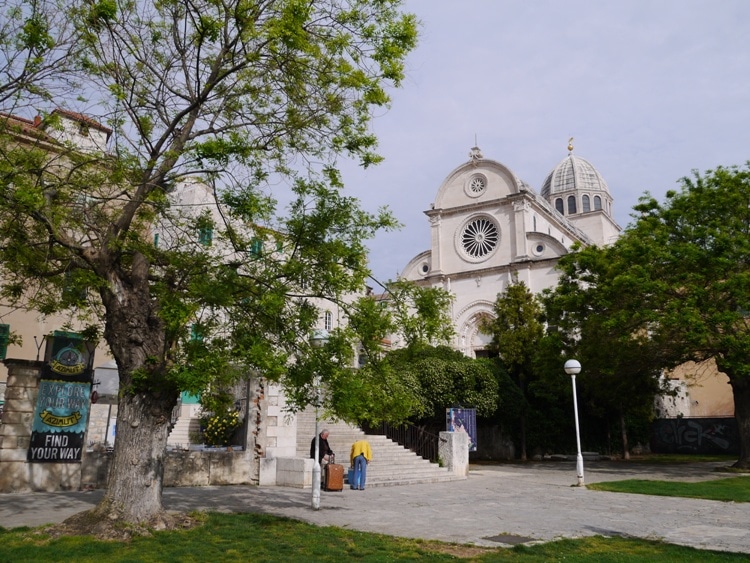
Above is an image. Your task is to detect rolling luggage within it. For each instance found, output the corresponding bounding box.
[323,455,344,492]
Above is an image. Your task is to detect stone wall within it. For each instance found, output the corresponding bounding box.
[0,359,265,493]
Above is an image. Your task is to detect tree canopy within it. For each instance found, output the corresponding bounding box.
[481,281,543,460]
[622,164,750,467]
[548,163,750,466]
[0,0,419,528]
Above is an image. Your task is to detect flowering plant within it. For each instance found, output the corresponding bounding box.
[201,409,241,447]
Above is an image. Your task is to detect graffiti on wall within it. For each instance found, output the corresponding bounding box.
[651,417,739,455]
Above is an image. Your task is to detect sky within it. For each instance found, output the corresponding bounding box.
[340,0,750,285]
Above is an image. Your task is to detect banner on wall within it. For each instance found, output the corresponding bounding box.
[446,407,477,452]
[27,332,96,463]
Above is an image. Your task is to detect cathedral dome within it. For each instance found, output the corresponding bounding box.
[540,153,610,199]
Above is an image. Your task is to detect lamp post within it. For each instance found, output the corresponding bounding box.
[564,359,584,487]
[309,329,329,510]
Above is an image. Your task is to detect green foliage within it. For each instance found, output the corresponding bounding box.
[0,0,422,522]
[384,345,499,422]
[549,163,750,463]
[383,279,455,349]
[0,0,78,105]
[0,0,419,402]
[483,281,543,369]
[481,281,545,458]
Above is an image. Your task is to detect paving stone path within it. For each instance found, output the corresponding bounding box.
[1,461,748,554]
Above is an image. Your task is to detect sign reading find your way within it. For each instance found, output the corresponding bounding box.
[27,333,95,463]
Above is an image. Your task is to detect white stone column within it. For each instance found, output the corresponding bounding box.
[438,431,469,477]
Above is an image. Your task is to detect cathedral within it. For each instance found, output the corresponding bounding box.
[400,141,620,357]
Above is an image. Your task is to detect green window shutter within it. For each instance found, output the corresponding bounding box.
[0,324,9,360]
[190,324,204,342]
[198,227,213,246]
[250,238,263,257]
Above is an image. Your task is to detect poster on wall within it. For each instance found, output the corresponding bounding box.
[446,407,477,452]
[27,332,96,463]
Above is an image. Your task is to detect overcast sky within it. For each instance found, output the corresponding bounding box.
[339,0,750,286]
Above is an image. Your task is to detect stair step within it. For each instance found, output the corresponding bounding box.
[297,407,461,488]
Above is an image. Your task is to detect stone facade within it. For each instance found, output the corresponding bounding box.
[0,359,265,492]
[401,146,620,357]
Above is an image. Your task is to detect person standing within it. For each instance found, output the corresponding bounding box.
[310,428,333,465]
[349,438,372,490]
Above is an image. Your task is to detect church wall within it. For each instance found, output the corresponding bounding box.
[666,360,734,418]
[433,164,517,210]
[567,212,620,246]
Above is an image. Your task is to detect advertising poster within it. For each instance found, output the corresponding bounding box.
[446,407,477,452]
[27,333,95,463]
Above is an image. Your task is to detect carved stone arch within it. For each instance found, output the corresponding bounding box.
[455,300,495,358]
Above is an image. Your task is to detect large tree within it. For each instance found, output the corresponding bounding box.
[546,244,679,459]
[619,164,750,468]
[0,0,418,529]
[481,281,543,460]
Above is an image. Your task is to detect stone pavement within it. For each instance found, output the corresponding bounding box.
[1,461,749,554]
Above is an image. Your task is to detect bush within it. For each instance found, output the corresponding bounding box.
[201,410,241,446]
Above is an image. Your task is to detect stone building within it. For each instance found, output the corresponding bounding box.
[399,142,733,420]
[400,142,619,357]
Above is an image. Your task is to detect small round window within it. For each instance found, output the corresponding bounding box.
[420,262,429,275]
[465,174,487,197]
[532,242,545,256]
[459,216,499,261]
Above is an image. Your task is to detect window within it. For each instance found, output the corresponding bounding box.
[250,238,263,257]
[324,311,332,331]
[0,324,9,360]
[567,195,577,214]
[190,324,204,342]
[154,233,159,248]
[594,195,602,210]
[62,270,87,305]
[555,198,564,214]
[465,174,487,197]
[198,227,213,246]
[582,195,590,212]
[460,216,499,259]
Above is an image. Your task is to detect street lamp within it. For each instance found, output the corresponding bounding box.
[564,359,584,487]
[309,329,329,510]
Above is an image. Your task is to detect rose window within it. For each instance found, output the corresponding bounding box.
[469,176,486,194]
[461,217,498,258]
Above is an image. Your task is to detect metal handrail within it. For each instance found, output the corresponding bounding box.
[364,421,441,462]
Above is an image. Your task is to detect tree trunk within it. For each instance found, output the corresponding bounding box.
[87,251,178,525]
[92,391,176,525]
[619,410,630,460]
[731,377,750,469]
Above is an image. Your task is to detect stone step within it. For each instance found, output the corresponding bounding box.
[167,404,201,449]
[296,407,460,488]
[167,405,464,489]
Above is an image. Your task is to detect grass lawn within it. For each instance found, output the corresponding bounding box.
[588,475,750,502]
[0,512,748,562]
[625,454,739,464]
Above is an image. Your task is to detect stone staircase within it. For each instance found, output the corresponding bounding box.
[296,408,463,488]
[167,403,202,450]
